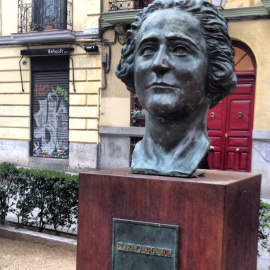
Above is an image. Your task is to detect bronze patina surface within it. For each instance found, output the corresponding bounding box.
[116,0,237,177]
[112,219,179,270]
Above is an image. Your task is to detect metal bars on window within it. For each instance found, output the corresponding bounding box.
[18,0,73,33]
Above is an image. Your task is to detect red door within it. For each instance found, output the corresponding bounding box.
[207,76,255,172]
[207,99,226,170]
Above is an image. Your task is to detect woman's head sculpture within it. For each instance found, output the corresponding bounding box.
[115,0,237,177]
[116,0,237,108]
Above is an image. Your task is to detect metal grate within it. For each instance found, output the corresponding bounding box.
[18,0,73,33]
[31,56,69,159]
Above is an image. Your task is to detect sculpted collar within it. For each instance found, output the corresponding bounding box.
[131,130,210,177]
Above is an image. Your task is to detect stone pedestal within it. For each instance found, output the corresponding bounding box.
[77,168,261,270]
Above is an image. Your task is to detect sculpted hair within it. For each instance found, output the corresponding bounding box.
[115,0,237,108]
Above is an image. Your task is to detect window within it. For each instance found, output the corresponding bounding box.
[32,0,67,30]
[18,0,72,33]
[234,46,255,72]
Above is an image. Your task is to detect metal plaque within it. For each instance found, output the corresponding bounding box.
[112,219,179,270]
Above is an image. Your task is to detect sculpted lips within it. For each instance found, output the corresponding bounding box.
[147,82,180,93]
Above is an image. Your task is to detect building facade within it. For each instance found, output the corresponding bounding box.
[1,0,270,198]
[0,0,102,172]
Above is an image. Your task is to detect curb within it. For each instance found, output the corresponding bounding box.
[0,224,77,252]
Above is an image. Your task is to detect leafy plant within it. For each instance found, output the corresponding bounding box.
[30,22,44,31]
[25,169,78,234]
[46,15,57,25]
[13,168,36,227]
[1,162,270,251]
[0,162,19,224]
[0,162,78,234]
[258,200,270,254]
[0,186,8,224]
[46,173,78,234]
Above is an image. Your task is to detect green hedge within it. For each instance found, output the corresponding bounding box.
[1,162,270,252]
[259,200,270,254]
[0,162,78,234]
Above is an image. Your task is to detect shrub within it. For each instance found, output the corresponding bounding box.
[1,161,269,251]
[0,186,8,224]
[13,168,36,227]
[0,162,19,224]
[258,200,270,254]
[0,162,78,234]
[28,169,78,233]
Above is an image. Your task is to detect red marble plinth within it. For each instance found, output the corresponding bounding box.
[77,168,261,270]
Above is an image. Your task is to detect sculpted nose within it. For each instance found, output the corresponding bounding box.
[151,51,170,76]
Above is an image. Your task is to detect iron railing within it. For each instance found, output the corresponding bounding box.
[130,93,145,127]
[18,0,73,33]
[108,0,152,11]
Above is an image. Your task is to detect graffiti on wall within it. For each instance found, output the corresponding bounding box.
[32,84,69,159]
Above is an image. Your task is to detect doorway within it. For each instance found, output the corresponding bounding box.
[207,41,256,172]
[31,56,69,159]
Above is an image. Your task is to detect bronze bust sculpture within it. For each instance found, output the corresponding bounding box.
[116,0,237,177]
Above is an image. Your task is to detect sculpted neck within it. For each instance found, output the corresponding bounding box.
[131,100,211,177]
[145,101,209,152]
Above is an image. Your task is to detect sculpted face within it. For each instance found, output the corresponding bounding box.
[134,9,209,119]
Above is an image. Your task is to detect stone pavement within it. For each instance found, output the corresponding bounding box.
[0,224,270,270]
[0,225,76,270]
[0,237,76,270]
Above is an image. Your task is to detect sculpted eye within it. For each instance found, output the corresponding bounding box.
[141,46,156,56]
[172,45,191,56]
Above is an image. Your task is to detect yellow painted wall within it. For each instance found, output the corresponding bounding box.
[1,0,101,35]
[226,0,263,8]
[0,0,2,35]
[228,20,270,130]
[73,0,100,30]
[69,45,101,144]
[100,30,131,127]
[0,44,101,144]
[103,0,110,12]
[1,0,18,36]
[0,47,30,140]
[0,0,102,145]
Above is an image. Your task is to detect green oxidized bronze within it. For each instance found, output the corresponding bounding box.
[112,219,179,270]
[116,0,237,177]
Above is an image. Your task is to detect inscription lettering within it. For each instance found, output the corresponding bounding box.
[48,49,69,54]
[116,242,173,258]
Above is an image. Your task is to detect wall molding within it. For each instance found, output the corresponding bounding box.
[222,6,269,18]
[99,126,270,140]
[0,30,99,46]
[99,126,145,137]
[253,130,270,140]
